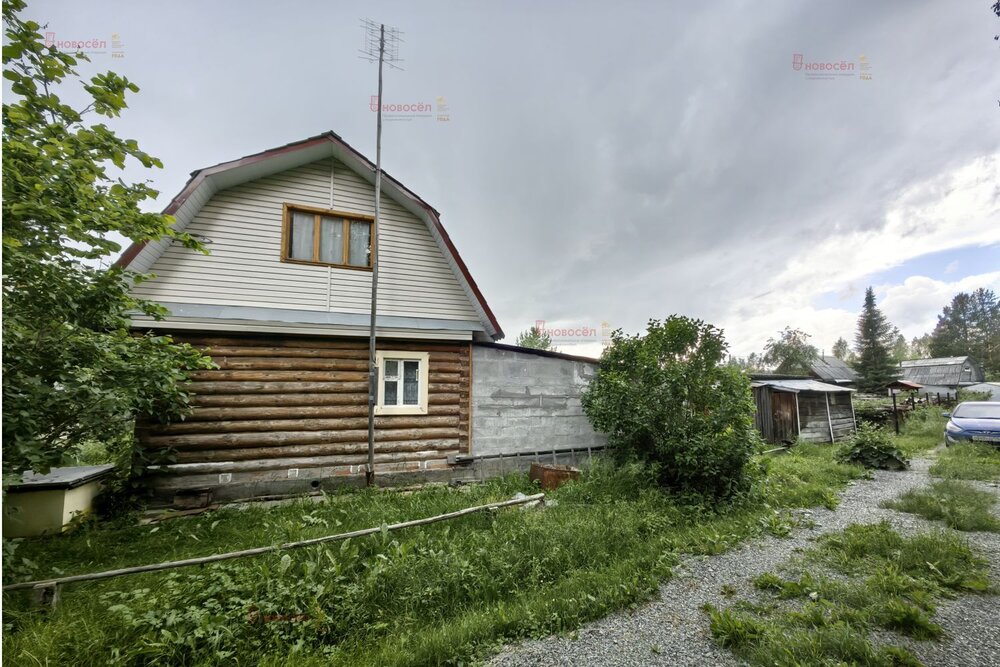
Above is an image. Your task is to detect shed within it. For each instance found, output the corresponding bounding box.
[898,356,985,391]
[809,356,858,386]
[751,378,856,444]
[3,465,115,537]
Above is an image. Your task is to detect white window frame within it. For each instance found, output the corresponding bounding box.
[375,351,429,415]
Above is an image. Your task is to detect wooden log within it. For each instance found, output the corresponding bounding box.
[429,372,462,384]
[178,336,467,355]
[144,427,460,449]
[187,370,369,382]
[179,336,367,350]
[196,346,371,359]
[181,403,462,421]
[1,493,545,594]
[189,392,462,408]
[187,381,369,395]
[152,449,459,474]
[209,357,369,372]
[172,438,462,462]
[152,415,460,435]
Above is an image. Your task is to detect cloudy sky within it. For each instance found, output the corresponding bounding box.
[23,0,1000,358]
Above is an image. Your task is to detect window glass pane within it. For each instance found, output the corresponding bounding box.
[290,212,314,260]
[384,359,398,379]
[348,221,371,267]
[384,378,398,405]
[319,217,344,264]
[402,360,419,405]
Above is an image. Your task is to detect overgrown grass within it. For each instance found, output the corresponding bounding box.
[884,480,1000,533]
[707,522,993,666]
[2,446,864,666]
[895,407,946,457]
[931,443,1000,481]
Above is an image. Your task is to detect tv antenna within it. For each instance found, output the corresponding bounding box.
[360,19,403,487]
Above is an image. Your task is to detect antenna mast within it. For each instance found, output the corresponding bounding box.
[360,19,403,487]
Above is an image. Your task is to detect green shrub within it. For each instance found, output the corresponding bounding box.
[837,423,909,470]
[582,316,761,500]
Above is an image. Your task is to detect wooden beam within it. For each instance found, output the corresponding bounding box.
[2,494,546,594]
[825,392,835,443]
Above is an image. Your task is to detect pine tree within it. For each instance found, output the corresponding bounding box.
[853,287,898,392]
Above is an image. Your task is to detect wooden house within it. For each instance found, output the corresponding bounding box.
[751,377,856,444]
[119,132,604,504]
[898,356,985,397]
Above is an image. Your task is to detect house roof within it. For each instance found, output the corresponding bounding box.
[898,356,984,387]
[751,379,856,394]
[114,131,503,340]
[809,355,858,384]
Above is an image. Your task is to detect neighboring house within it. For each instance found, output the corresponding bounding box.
[119,132,604,504]
[808,355,858,386]
[898,356,986,397]
[750,376,856,444]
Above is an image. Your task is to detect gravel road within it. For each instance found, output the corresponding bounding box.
[489,456,1000,667]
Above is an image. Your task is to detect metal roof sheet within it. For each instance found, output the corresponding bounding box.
[898,356,984,386]
[751,379,856,393]
[809,356,858,383]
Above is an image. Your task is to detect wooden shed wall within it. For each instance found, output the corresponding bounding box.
[141,334,471,496]
[752,387,775,443]
[796,392,855,443]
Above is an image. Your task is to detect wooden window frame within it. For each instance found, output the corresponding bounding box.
[281,203,374,271]
[374,351,429,416]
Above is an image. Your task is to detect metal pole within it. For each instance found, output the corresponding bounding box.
[366,24,385,487]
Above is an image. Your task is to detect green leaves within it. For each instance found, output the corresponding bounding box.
[582,316,761,499]
[2,0,211,477]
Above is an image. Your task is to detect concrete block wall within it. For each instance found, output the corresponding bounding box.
[471,345,607,456]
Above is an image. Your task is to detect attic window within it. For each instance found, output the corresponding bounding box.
[282,204,373,269]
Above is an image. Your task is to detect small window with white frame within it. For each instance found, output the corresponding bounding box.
[375,351,429,415]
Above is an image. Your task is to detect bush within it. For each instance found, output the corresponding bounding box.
[837,423,909,470]
[581,316,761,500]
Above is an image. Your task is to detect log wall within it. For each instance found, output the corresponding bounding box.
[141,334,471,501]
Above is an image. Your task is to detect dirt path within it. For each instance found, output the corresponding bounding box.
[490,458,1000,667]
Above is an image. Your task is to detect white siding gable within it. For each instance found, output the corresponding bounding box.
[131,158,482,327]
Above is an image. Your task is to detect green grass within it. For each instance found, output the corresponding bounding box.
[931,442,1000,481]
[2,446,865,666]
[895,407,946,457]
[883,480,1000,533]
[707,522,993,666]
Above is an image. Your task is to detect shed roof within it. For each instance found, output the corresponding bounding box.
[114,131,503,340]
[8,465,115,492]
[898,356,984,387]
[809,356,858,384]
[751,379,856,394]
